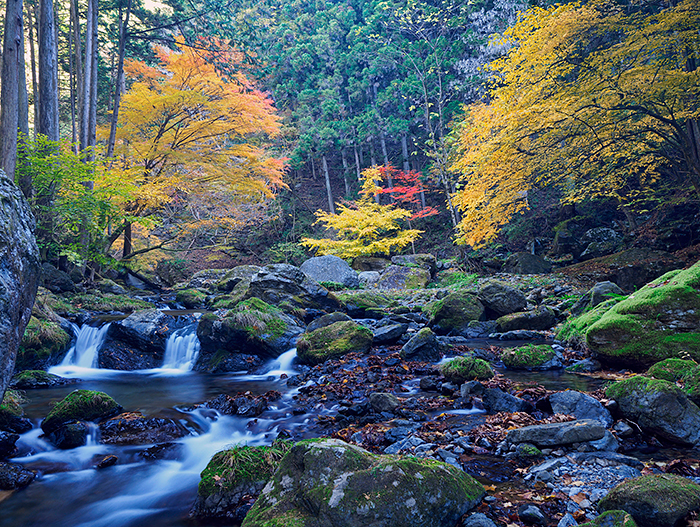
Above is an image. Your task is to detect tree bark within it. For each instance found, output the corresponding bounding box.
[341,148,350,196]
[26,0,38,140]
[353,143,361,182]
[38,0,59,141]
[1,0,24,183]
[322,154,335,214]
[106,0,133,159]
[70,0,82,151]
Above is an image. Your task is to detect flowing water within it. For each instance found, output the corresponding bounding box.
[3,324,311,527]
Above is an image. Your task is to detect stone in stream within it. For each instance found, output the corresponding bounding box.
[10,370,77,389]
[305,312,352,333]
[0,431,19,458]
[483,388,533,414]
[550,390,613,428]
[477,280,527,316]
[426,291,485,336]
[0,175,41,400]
[41,389,123,435]
[372,323,409,345]
[605,376,700,445]
[570,281,625,317]
[99,412,190,445]
[241,438,485,527]
[578,510,638,527]
[496,306,557,332]
[0,390,33,433]
[501,344,563,371]
[0,462,36,490]
[15,316,72,371]
[503,419,606,448]
[300,255,360,289]
[400,327,445,361]
[598,474,700,527]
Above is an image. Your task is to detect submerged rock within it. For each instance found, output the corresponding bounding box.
[0,462,35,490]
[99,412,190,445]
[242,438,485,527]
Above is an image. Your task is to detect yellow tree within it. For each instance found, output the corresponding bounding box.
[450,0,700,247]
[106,37,285,256]
[301,166,423,258]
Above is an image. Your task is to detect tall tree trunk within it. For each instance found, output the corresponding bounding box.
[369,141,377,167]
[341,148,350,196]
[38,0,59,141]
[26,0,38,140]
[353,143,361,182]
[322,154,335,214]
[71,0,82,152]
[87,0,98,159]
[106,0,133,159]
[122,220,132,258]
[1,0,24,183]
[380,131,393,199]
[401,133,410,174]
[80,0,96,152]
[17,15,31,198]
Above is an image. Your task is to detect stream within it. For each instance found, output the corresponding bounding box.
[1,323,604,527]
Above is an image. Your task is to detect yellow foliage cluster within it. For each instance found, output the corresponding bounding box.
[301,166,423,258]
[450,0,700,247]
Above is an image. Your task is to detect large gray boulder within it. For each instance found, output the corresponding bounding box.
[0,176,40,400]
[496,306,556,332]
[606,376,700,445]
[427,291,485,335]
[504,419,606,448]
[503,253,552,274]
[301,255,359,289]
[377,265,431,290]
[41,262,75,293]
[478,281,527,316]
[550,390,613,428]
[242,438,485,527]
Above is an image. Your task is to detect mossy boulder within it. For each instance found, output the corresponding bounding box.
[377,265,431,290]
[197,298,303,361]
[647,358,697,382]
[583,262,700,368]
[215,265,261,292]
[598,474,700,527]
[496,306,556,332]
[62,293,154,313]
[605,376,700,445]
[439,356,494,383]
[99,412,190,445]
[501,344,562,370]
[175,288,208,309]
[401,328,445,362]
[391,253,438,277]
[335,291,398,318]
[427,291,484,335]
[297,321,373,365]
[41,389,123,434]
[556,298,621,349]
[191,441,292,521]
[570,281,625,317]
[16,316,72,371]
[10,370,77,389]
[242,438,485,527]
[477,280,527,316]
[0,390,31,433]
[579,511,638,527]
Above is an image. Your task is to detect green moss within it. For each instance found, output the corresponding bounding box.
[0,390,25,417]
[501,344,554,370]
[515,444,542,458]
[11,370,63,388]
[605,375,683,402]
[440,356,494,383]
[17,316,71,369]
[210,292,246,310]
[556,298,621,348]
[647,358,697,382]
[429,271,479,290]
[226,298,287,340]
[199,441,292,497]
[175,288,208,309]
[65,293,154,312]
[579,510,638,527]
[296,321,373,365]
[41,389,122,433]
[334,291,398,316]
[425,291,484,333]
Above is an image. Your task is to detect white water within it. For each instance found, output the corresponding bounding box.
[160,325,200,371]
[234,348,298,382]
[57,323,112,369]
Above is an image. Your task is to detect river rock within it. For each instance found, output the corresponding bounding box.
[184,269,230,290]
[301,255,359,289]
[579,511,638,527]
[606,376,700,445]
[16,316,72,371]
[391,253,437,277]
[478,281,527,316]
[463,513,499,527]
[570,281,625,317]
[41,390,123,435]
[503,253,552,274]
[197,298,303,360]
[358,271,381,288]
[377,265,431,290]
[369,392,400,413]
[401,328,445,361]
[550,390,613,427]
[107,309,195,356]
[483,388,533,414]
[10,370,77,389]
[200,392,275,418]
[0,175,41,399]
[41,262,75,293]
[100,412,190,444]
[585,262,700,368]
[215,265,261,292]
[0,431,19,458]
[48,422,90,449]
[504,420,606,448]
[428,291,485,335]
[496,306,556,332]
[372,323,409,345]
[598,474,700,527]
[0,462,35,490]
[518,504,548,525]
[297,320,373,365]
[0,391,32,433]
[306,312,352,333]
[241,438,485,527]
[352,256,391,272]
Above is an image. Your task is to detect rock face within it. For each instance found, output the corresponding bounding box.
[585,262,700,367]
[428,292,485,335]
[244,264,344,316]
[301,255,359,289]
[0,175,41,400]
[504,420,606,448]
[297,321,373,365]
[503,253,552,274]
[377,265,431,290]
[550,391,613,427]
[606,376,700,445]
[478,281,527,316]
[242,438,485,527]
[598,474,700,527]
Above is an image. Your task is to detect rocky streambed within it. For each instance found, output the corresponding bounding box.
[3,255,700,527]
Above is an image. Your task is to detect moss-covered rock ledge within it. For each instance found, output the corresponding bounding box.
[241,438,485,527]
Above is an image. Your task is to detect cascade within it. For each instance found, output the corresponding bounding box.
[58,323,111,368]
[161,325,200,371]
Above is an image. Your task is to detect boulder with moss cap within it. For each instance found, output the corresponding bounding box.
[427,291,484,336]
[297,320,373,365]
[241,438,485,527]
[41,389,123,435]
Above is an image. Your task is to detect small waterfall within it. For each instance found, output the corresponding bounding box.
[59,323,111,368]
[264,348,298,378]
[161,325,200,371]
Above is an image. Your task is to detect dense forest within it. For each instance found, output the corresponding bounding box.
[0,0,695,283]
